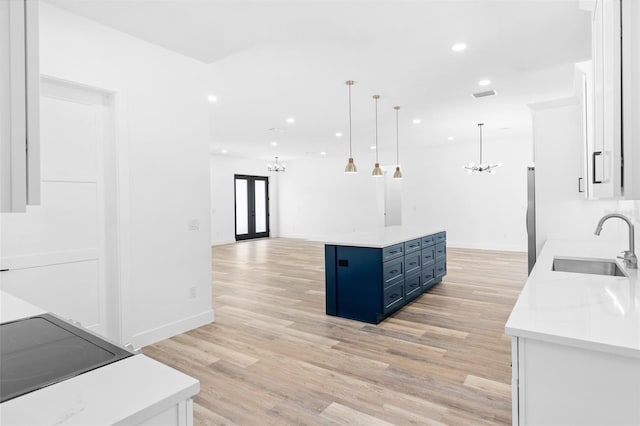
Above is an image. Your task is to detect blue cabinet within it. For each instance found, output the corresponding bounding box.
[325,231,447,324]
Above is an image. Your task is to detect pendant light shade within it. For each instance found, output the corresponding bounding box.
[344,80,357,173]
[393,106,402,179]
[462,123,502,174]
[371,95,383,177]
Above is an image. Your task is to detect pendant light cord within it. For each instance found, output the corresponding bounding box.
[395,107,399,165]
[348,81,353,158]
[478,123,483,165]
[374,95,380,163]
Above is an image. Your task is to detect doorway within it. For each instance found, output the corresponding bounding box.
[234,175,269,241]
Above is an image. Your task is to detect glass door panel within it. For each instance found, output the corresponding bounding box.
[234,175,269,241]
[235,179,249,236]
[254,180,267,233]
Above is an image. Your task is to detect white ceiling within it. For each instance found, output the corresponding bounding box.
[45,0,592,162]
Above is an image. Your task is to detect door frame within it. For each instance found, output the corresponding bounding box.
[39,75,129,344]
[234,174,270,241]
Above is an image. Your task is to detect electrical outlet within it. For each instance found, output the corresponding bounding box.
[188,219,199,231]
[189,286,197,299]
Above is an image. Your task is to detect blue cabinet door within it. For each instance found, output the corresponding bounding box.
[335,246,383,323]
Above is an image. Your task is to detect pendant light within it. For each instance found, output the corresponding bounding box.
[344,80,357,173]
[393,106,402,179]
[371,95,383,177]
[462,123,503,174]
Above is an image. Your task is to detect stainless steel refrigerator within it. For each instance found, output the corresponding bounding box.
[526,166,536,275]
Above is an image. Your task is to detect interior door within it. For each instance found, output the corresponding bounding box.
[0,78,114,337]
[234,175,269,241]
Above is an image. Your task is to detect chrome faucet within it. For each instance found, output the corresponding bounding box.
[594,213,638,269]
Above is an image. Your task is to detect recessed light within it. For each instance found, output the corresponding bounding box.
[451,43,467,52]
[286,117,295,124]
[335,132,343,137]
[221,149,228,154]
[320,151,326,156]
[370,146,376,150]
[271,141,278,146]
[413,119,421,124]
[478,79,491,87]
[207,95,217,103]
[447,136,454,141]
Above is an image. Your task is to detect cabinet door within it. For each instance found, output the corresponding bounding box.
[0,0,39,212]
[591,0,622,199]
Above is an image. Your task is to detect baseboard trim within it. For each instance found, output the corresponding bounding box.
[133,309,215,349]
[211,239,235,246]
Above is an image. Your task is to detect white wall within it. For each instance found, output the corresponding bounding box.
[277,156,384,240]
[533,101,640,255]
[210,155,280,245]
[275,135,531,251]
[2,3,213,348]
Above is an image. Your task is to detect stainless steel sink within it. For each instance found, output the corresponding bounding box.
[552,257,627,277]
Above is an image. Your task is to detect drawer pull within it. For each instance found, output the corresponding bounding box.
[409,262,417,266]
[389,293,399,299]
[389,269,399,274]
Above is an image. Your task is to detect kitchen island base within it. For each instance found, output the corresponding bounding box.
[325,230,446,324]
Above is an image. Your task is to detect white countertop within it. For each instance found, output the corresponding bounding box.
[505,240,640,359]
[0,291,200,425]
[315,225,446,248]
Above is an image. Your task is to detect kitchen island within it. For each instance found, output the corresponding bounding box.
[0,292,199,425]
[506,240,640,425]
[323,226,447,323]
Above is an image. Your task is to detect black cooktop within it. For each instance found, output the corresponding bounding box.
[0,313,133,403]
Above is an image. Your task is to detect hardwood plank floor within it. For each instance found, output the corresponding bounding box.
[145,238,527,425]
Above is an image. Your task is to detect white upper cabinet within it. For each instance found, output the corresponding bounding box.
[580,0,640,200]
[1,0,40,213]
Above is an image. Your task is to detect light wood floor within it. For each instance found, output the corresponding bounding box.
[145,238,527,425]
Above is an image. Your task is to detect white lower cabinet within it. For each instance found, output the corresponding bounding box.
[512,337,640,425]
[137,399,194,426]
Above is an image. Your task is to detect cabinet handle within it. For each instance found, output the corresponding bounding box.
[592,151,603,184]
[0,269,9,272]
[578,177,584,193]
[389,269,399,274]
[409,262,416,266]
[390,293,399,299]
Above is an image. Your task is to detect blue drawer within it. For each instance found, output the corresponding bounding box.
[435,242,446,259]
[422,264,435,288]
[383,281,404,314]
[422,246,435,264]
[383,257,403,287]
[421,235,435,247]
[382,243,404,261]
[404,238,421,253]
[435,259,446,278]
[405,252,421,276]
[435,231,446,243]
[405,273,422,299]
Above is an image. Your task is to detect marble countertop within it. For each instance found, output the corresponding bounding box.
[314,225,446,248]
[0,291,200,425]
[505,240,640,359]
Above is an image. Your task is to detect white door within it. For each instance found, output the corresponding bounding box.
[0,78,116,337]
[384,168,402,227]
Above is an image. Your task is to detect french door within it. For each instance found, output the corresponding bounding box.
[234,175,269,241]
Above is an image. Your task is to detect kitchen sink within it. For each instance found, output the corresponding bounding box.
[552,257,627,277]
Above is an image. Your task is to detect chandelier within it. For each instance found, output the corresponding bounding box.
[267,156,286,172]
[462,123,502,174]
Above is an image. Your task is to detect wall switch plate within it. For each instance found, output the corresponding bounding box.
[189,286,197,299]
[188,219,199,231]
